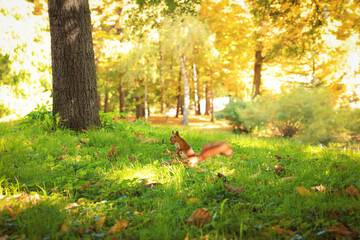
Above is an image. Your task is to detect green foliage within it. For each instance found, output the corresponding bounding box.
[99,110,127,129]
[0,103,11,118]
[221,87,355,144]
[218,98,267,133]
[20,103,61,132]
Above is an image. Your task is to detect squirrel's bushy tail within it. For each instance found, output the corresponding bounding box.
[184,142,233,167]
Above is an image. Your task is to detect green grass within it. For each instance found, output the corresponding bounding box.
[0,115,359,240]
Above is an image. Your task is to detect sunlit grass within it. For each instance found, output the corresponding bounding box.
[0,115,359,239]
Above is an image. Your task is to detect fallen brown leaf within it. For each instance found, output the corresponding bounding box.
[54,154,68,162]
[134,211,144,216]
[60,224,69,232]
[96,216,106,228]
[296,187,311,196]
[343,185,360,197]
[223,183,245,194]
[187,198,201,204]
[282,177,296,182]
[107,144,116,157]
[327,224,352,238]
[186,208,211,226]
[311,184,329,192]
[108,220,128,233]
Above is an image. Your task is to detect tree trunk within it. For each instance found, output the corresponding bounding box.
[253,43,264,99]
[176,68,182,118]
[135,79,144,119]
[97,91,102,111]
[144,78,148,121]
[205,80,211,116]
[104,91,109,113]
[48,0,100,130]
[118,79,125,113]
[159,43,166,115]
[180,55,190,125]
[193,63,201,115]
[135,96,144,119]
[210,68,214,122]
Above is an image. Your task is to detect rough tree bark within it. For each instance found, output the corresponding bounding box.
[48,0,100,130]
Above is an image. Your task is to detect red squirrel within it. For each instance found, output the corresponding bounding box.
[170,131,196,158]
[169,131,233,167]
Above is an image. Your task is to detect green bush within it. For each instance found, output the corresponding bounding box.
[221,87,353,144]
[337,108,360,138]
[218,98,267,133]
[20,103,61,132]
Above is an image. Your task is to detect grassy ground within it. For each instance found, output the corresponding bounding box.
[0,113,359,239]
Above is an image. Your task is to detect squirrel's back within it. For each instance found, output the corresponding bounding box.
[198,142,233,161]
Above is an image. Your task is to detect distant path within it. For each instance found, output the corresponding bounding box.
[126,115,232,130]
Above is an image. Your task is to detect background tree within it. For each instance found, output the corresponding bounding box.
[48,0,100,130]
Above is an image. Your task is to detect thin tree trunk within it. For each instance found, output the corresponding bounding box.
[159,42,166,114]
[180,55,190,125]
[119,79,125,113]
[193,63,201,115]
[144,78,148,121]
[97,91,102,111]
[135,79,144,119]
[205,77,211,116]
[210,68,214,122]
[48,0,100,130]
[104,91,109,113]
[253,42,264,99]
[176,68,182,118]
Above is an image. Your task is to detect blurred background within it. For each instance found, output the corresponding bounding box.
[0,0,359,143]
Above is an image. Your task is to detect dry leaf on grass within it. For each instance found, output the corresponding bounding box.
[327,224,353,238]
[343,185,360,197]
[96,216,106,228]
[223,183,245,194]
[187,198,201,204]
[60,224,69,232]
[134,211,144,216]
[108,220,128,233]
[311,184,329,192]
[296,187,311,196]
[54,154,68,162]
[282,177,296,182]
[107,144,116,157]
[186,208,211,226]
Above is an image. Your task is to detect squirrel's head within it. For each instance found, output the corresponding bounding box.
[170,131,180,145]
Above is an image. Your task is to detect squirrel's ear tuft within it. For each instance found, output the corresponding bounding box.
[172,131,174,134]
[175,131,179,136]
